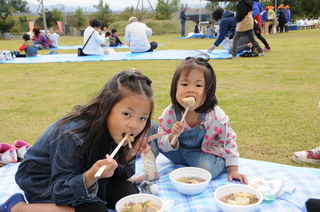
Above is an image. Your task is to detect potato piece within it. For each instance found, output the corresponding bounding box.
[146,206,160,212]
[130,203,143,212]
[234,196,250,205]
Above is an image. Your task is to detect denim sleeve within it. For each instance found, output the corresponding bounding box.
[50,132,99,206]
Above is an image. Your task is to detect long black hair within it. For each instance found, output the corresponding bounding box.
[56,70,154,164]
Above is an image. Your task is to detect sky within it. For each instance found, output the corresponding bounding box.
[25,0,203,12]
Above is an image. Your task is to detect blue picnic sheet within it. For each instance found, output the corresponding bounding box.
[0,49,234,64]
[174,34,217,39]
[0,153,319,211]
[50,44,164,50]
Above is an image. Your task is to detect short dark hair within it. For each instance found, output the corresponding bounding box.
[100,23,108,31]
[105,31,111,37]
[90,18,101,28]
[23,33,30,41]
[111,29,117,34]
[212,8,224,22]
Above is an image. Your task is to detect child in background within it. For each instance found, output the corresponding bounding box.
[110,29,123,46]
[49,27,60,48]
[17,33,38,57]
[130,55,247,184]
[0,70,162,212]
[101,31,112,47]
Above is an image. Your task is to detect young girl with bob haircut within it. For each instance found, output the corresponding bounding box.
[0,70,162,212]
[130,54,247,184]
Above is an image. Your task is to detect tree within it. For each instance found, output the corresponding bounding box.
[8,0,30,13]
[35,8,62,28]
[155,0,181,20]
[205,1,219,23]
[0,0,15,33]
[119,6,135,21]
[93,0,114,24]
[74,7,86,28]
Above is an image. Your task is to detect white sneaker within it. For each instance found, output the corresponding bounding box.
[12,140,32,161]
[0,143,18,166]
[292,146,320,164]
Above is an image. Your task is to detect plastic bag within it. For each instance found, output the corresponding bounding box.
[248,177,283,200]
[0,50,13,61]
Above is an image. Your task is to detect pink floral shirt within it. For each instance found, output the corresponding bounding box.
[158,104,239,167]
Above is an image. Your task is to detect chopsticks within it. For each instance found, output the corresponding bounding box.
[94,134,129,178]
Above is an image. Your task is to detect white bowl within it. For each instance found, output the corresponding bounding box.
[214,184,263,212]
[169,167,212,195]
[115,193,164,212]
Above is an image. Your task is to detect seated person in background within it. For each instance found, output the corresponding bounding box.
[32,27,49,49]
[194,20,200,33]
[207,8,236,52]
[110,29,123,46]
[101,31,112,47]
[207,22,216,37]
[49,27,60,48]
[224,35,252,55]
[82,18,105,55]
[17,33,38,57]
[124,16,157,53]
[100,23,109,34]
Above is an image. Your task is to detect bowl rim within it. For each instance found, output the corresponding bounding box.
[214,184,263,208]
[169,167,212,185]
[115,193,164,211]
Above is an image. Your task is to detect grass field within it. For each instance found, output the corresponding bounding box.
[0,28,319,168]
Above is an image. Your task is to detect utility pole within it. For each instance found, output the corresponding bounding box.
[61,5,67,33]
[41,0,48,34]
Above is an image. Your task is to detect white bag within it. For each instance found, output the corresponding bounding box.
[0,50,13,61]
[221,37,233,50]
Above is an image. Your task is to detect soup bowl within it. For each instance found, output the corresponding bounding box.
[169,167,212,195]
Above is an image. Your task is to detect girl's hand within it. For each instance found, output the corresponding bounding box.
[228,170,248,184]
[95,154,118,178]
[86,154,118,188]
[171,121,184,137]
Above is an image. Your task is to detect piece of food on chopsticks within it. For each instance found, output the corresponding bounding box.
[123,133,134,149]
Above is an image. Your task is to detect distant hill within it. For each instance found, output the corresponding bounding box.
[27,2,97,13]
[26,2,200,14]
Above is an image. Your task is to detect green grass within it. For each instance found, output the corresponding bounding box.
[1,28,319,168]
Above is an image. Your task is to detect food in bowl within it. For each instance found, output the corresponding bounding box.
[175,176,206,184]
[169,167,212,195]
[219,191,259,206]
[214,184,263,212]
[120,200,160,212]
[115,194,164,212]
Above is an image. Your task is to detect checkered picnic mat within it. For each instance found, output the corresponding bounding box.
[1,154,319,211]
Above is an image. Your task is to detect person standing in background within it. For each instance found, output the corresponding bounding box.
[252,0,271,51]
[267,6,276,34]
[284,5,291,32]
[180,7,189,37]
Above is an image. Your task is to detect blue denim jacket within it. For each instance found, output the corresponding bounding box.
[15,119,136,207]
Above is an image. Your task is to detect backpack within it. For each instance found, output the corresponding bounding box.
[109,37,117,46]
[45,34,53,46]
[25,41,38,57]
